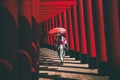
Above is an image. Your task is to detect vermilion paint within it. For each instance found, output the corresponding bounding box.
[66,8,75,50]
[71,5,80,52]
[84,0,96,57]
[77,0,87,54]
[57,13,63,27]
[62,11,69,43]
[95,0,107,61]
[19,0,32,26]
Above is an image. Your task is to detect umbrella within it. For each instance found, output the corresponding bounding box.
[49,27,66,35]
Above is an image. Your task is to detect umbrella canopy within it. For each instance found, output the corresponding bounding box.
[49,27,66,35]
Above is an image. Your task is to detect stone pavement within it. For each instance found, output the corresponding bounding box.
[39,48,109,80]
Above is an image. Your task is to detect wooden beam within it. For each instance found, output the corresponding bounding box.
[40,1,76,6]
[40,6,70,10]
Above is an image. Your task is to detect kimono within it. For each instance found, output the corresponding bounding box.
[55,35,68,63]
[55,35,67,50]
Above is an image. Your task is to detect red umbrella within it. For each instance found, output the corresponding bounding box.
[49,27,66,35]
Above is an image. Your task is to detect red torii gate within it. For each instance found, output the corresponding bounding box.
[39,0,77,58]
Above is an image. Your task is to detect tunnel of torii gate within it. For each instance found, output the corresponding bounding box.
[0,0,120,80]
